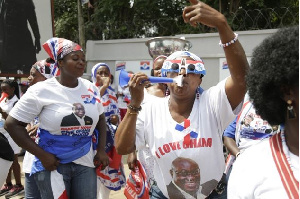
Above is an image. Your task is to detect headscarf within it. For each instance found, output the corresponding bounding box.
[32,59,60,78]
[91,63,110,84]
[161,51,206,77]
[42,37,83,66]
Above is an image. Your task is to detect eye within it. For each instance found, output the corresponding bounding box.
[188,64,195,71]
[171,63,179,70]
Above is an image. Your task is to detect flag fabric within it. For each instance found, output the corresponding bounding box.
[51,170,68,199]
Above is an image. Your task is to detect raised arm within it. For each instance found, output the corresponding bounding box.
[183,0,249,110]
[115,73,148,155]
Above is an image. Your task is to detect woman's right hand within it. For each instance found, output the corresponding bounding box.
[128,73,149,107]
[39,152,60,171]
[127,151,138,171]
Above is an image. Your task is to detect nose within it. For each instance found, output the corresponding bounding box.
[179,68,186,76]
[186,175,195,181]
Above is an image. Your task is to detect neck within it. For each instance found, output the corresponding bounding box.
[284,119,299,156]
[57,76,78,88]
[169,95,195,122]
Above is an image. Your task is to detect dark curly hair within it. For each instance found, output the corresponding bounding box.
[246,26,299,125]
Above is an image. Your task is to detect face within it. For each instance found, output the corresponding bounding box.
[1,83,14,97]
[153,57,166,77]
[171,159,200,195]
[28,67,47,86]
[58,51,86,78]
[96,65,110,85]
[167,57,202,98]
[73,103,85,118]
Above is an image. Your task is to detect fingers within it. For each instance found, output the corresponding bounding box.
[189,0,198,5]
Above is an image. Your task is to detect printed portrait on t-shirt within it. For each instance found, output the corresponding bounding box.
[61,103,93,126]
[166,157,218,199]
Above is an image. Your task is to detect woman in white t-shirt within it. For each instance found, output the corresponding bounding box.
[5,38,109,199]
[115,1,249,198]
[22,58,57,199]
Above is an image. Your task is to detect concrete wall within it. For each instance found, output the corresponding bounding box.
[85,29,277,90]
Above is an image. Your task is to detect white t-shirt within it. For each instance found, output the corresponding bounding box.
[10,77,104,168]
[135,79,241,198]
[0,95,18,134]
[228,137,299,199]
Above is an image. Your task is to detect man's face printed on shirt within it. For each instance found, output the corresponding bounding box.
[171,157,201,195]
[73,103,85,118]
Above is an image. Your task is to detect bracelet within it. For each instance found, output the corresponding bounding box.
[128,111,138,115]
[127,104,142,112]
[219,33,238,48]
[235,152,240,158]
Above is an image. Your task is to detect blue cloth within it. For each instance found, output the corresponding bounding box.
[31,128,92,175]
[223,117,237,139]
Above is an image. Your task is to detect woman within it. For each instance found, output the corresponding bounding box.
[5,38,109,199]
[22,58,57,199]
[0,80,23,198]
[91,63,125,199]
[228,26,299,198]
[115,1,249,198]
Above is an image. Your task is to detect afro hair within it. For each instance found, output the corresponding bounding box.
[246,26,299,125]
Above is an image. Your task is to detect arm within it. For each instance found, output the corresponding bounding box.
[5,116,59,170]
[115,73,149,155]
[27,0,41,53]
[93,113,109,169]
[223,117,240,157]
[183,0,249,110]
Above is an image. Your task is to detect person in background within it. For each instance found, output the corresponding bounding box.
[0,132,14,190]
[0,79,23,198]
[228,26,299,198]
[22,58,58,199]
[5,38,109,199]
[115,0,249,198]
[127,55,168,189]
[91,63,125,199]
[117,71,133,120]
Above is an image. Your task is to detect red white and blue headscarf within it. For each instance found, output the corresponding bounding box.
[32,59,60,78]
[161,51,206,77]
[91,63,110,84]
[42,37,83,65]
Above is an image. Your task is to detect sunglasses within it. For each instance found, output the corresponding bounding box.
[161,58,206,77]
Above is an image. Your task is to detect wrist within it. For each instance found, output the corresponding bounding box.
[127,104,142,112]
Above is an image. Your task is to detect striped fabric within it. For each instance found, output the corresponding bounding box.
[270,133,299,199]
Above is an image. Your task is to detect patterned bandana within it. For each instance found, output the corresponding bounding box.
[32,59,60,78]
[161,51,206,77]
[42,37,83,61]
[91,63,110,83]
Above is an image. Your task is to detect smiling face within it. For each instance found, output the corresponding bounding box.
[170,157,201,196]
[28,67,47,86]
[73,103,85,118]
[58,51,86,79]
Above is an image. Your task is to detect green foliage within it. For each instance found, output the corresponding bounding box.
[53,0,299,41]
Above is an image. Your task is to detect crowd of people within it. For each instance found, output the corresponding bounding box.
[0,0,298,199]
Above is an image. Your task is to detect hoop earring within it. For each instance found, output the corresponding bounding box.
[287,100,296,119]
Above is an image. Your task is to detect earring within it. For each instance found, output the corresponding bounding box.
[196,87,200,99]
[287,100,296,119]
[165,87,170,96]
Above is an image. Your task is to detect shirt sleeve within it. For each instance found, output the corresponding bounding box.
[223,117,237,139]
[9,86,42,124]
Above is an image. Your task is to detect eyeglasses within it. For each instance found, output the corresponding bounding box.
[174,169,200,177]
[161,58,206,77]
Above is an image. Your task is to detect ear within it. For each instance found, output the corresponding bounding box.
[169,169,173,178]
[282,86,297,102]
[57,59,63,68]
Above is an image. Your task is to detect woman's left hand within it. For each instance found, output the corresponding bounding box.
[94,149,110,170]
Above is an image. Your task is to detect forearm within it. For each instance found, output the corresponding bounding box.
[5,116,47,159]
[217,19,249,108]
[97,113,107,151]
[115,108,137,155]
[224,136,240,157]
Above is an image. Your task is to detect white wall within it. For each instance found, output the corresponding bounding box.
[85,29,277,89]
